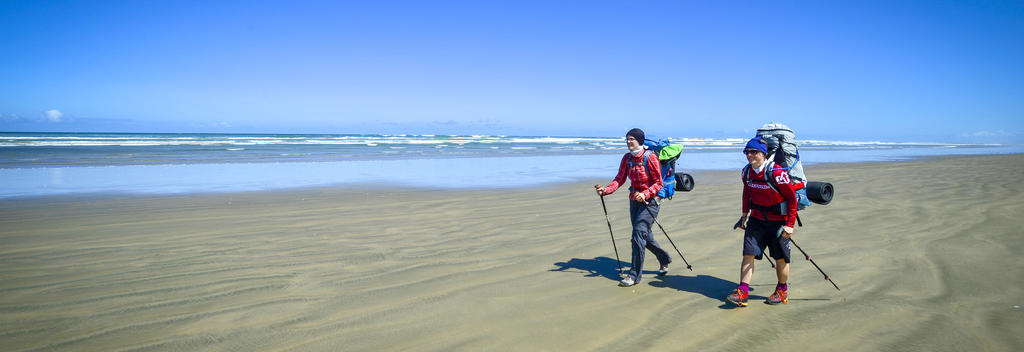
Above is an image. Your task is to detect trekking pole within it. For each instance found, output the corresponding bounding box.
[760,249,776,269]
[643,202,693,271]
[595,186,624,277]
[790,238,841,291]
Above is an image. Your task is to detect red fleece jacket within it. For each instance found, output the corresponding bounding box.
[742,164,799,227]
[603,150,663,200]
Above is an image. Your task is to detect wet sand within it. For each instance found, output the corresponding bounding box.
[2,154,1023,351]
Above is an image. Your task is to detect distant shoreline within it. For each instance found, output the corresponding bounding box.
[2,152,1020,202]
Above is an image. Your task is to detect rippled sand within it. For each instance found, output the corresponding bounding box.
[2,154,1022,351]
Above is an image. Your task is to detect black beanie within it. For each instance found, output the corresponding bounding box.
[626,128,645,144]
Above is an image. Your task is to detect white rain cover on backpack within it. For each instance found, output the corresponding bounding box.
[756,122,806,183]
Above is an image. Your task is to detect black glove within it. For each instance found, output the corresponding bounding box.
[733,217,745,230]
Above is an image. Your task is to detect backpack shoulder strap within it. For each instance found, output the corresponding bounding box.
[642,150,652,176]
[764,162,781,194]
[630,150,651,173]
[626,150,654,180]
[744,162,782,195]
[628,150,653,193]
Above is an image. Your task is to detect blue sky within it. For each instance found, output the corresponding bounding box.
[1,1,1022,142]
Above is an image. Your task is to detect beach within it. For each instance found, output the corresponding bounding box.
[2,154,1023,351]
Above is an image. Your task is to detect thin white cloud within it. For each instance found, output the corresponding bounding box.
[1,114,22,122]
[197,121,232,128]
[963,130,1010,137]
[44,109,63,122]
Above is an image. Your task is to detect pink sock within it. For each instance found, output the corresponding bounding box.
[776,283,788,291]
[738,282,750,293]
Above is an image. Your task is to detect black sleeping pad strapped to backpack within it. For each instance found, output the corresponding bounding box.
[805,181,834,205]
[674,172,694,192]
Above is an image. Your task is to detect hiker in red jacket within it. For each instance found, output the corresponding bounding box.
[727,137,798,306]
[595,128,671,287]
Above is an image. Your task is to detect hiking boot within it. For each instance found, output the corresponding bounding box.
[766,289,788,305]
[619,277,637,287]
[726,288,748,307]
[658,264,669,276]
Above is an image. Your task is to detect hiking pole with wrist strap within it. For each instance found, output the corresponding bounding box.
[790,238,840,291]
[643,201,693,271]
[596,186,624,277]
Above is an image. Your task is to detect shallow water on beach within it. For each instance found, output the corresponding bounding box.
[1,132,1020,198]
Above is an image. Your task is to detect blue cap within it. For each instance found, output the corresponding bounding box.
[744,137,767,154]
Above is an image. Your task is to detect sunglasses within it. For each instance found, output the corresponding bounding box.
[743,149,762,155]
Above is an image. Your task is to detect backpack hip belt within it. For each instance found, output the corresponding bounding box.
[749,201,788,216]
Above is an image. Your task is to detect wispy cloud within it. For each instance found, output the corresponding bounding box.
[1,114,22,122]
[44,109,64,122]
[430,119,501,127]
[963,130,1014,138]
[197,121,232,128]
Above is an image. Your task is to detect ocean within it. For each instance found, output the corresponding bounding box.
[1,132,1019,198]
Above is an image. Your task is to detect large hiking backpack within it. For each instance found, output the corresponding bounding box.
[748,123,810,210]
[756,122,805,184]
[640,137,694,199]
[749,122,834,209]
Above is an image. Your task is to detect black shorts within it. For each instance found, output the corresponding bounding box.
[742,217,792,263]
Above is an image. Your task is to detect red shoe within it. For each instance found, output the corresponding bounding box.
[726,288,748,307]
[766,289,788,305]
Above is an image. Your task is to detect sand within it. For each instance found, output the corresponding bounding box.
[1,154,1023,351]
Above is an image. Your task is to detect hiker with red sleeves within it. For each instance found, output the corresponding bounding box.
[595,128,672,287]
[727,137,799,306]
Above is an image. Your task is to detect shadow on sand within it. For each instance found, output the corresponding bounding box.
[649,274,748,309]
[552,257,751,309]
[550,256,626,282]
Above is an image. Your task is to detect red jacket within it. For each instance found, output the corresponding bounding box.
[603,150,663,200]
[742,164,798,227]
